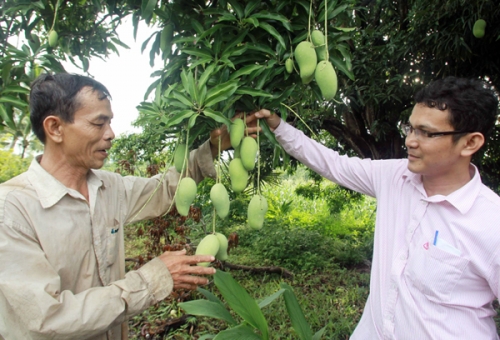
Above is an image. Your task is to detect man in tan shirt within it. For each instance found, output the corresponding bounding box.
[0,73,249,339]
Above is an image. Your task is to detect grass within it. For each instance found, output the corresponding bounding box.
[124,170,374,339]
[124,168,500,339]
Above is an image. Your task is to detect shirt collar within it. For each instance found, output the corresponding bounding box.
[403,164,482,214]
[27,155,104,209]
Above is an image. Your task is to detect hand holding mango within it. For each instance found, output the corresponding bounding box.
[158,249,216,290]
[254,109,281,131]
[209,113,261,158]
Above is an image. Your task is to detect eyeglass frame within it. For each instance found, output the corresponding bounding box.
[400,123,472,139]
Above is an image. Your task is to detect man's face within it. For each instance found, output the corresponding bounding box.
[61,87,115,170]
[405,104,465,179]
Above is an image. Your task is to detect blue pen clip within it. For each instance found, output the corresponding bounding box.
[433,230,439,246]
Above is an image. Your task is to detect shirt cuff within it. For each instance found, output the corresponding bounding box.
[273,119,288,139]
[112,257,173,316]
[137,257,174,301]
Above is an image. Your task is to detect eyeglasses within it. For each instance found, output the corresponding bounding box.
[401,124,471,139]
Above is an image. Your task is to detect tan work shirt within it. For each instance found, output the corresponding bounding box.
[0,141,216,340]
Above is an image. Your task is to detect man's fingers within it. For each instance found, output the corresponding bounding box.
[254,109,272,118]
[161,249,187,257]
[172,275,211,289]
[188,254,216,265]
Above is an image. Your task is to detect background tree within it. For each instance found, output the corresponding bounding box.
[1,0,499,190]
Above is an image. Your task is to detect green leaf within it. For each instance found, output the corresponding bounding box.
[336,44,352,71]
[204,80,239,107]
[166,99,192,110]
[250,12,292,31]
[178,300,237,326]
[190,19,205,35]
[229,65,263,80]
[141,0,157,22]
[331,55,354,81]
[218,13,238,23]
[221,29,249,60]
[197,287,225,307]
[226,0,244,19]
[144,78,161,101]
[110,38,130,50]
[246,44,276,56]
[181,47,213,60]
[0,105,17,130]
[198,335,216,340]
[181,69,198,103]
[163,110,195,127]
[235,87,273,98]
[188,113,198,129]
[198,86,208,108]
[242,17,259,27]
[329,4,349,20]
[334,27,357,32]
[213,324,262,340]
[198,24,229,41]
[1,86,30,95]
[258,22,286,49]
[0,96,28,108]
[171,90,193,108]
[203,108,232,126]
[198,64,217,91]
[257,288,285,309]
[244,1,261,17]
[280,283,312,340]
[312,326,327,340]
[214,271,269,340]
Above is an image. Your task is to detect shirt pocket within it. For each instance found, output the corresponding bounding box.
[406,245,469,303]
[106,220,121,266]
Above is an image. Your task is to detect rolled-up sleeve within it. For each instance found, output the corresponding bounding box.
[122,139,216,224]
[0,216,173,340]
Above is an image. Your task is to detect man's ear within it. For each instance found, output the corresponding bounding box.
[43,116,64,143]
[461,132,484,157]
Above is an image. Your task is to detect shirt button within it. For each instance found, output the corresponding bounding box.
[400,254,407,260]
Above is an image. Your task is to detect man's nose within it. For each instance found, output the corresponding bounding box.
[105,124,115,141]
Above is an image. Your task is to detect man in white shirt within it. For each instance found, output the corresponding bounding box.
[255,77,500,339]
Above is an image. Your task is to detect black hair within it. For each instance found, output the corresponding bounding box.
[414,76,499,142]
[29,73,111,144]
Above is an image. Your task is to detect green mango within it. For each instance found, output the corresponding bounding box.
[315,61,338,100]
[48,30,58,47]
[215,232,229,261]
[247,195,268,230]
[230,118,245,149]
[229,158,248,193]
[160,24,174,53]
[173,144,187,173]
[210,183,230,219]
[175,177,197,216]
[285,58,294,74]
[301,73,315,85]
[240,136,258,171]
[234,142,241,158]
[294,41,317,80]
[195,234,220,267]
[473,19,486,38]
[311,30,327,61]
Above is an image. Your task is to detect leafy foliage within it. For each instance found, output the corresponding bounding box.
[179,270,325,340]
[3,0,500,190]
[0,149,31,183]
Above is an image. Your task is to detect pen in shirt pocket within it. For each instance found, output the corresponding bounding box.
[433,230,439,246]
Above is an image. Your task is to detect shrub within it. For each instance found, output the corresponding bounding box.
[0,150,31,183]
